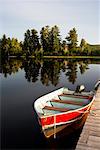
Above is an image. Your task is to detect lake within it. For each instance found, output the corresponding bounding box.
[1,58,100,149]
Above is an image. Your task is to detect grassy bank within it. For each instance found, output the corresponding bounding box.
[34,56,100,59]
[9,55,100,59]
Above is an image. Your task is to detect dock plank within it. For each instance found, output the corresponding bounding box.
[75,87,100,150]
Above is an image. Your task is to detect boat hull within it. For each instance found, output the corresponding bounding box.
[43,112,88,138]
[40,103,92,129]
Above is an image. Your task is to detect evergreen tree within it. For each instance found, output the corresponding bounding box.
[31,29,40,51]
[23,29,40,55]
[1,26,99,57]
[61,40,68,55]
[66,28,78,51]
[0,35,22,59]
[40,26,50,55]
[9,38,22,56]
[23,29,31,55]
[0,34,9,58]
[80,38,86,52]
[49,25,61,55]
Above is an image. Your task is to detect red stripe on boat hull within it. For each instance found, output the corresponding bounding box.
[40,106,90,127]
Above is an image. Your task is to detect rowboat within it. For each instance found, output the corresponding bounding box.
[34,81,100,138]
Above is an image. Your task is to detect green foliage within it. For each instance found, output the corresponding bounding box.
[9,38,22,56]
[0,35,22,60]
[50,25,61,55]
[66,28,78,50]
[80,39,86,51]
[0,35,9,58]
[0,26,100,58]
[40,26,50,55]
[89,44,100,56]
[78,42,100,56]
[40,25,61,55]
[23,29,40,56]
[61,40,68,55]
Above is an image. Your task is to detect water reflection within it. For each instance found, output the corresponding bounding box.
[79,60,89,74]
[23,59,41,82]
[1,59,23,78]
[1,58,100,149]
[66,60,78,84]
[44,113,88,149]
[41,59,61,86]
[1,58,99,85]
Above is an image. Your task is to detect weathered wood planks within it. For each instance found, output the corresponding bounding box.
[75,87,100,150]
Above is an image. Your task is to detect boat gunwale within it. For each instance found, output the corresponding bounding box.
[58,93,91,99]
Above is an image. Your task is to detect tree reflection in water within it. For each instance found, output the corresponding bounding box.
[1,58,96,85]
[1,59,23,78]
[41,59,62,86]
[79,60,89,74]
[23,59,41,82]
[66,60,77,84]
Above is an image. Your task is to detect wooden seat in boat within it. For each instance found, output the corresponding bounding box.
[43,105,70,112]
[51,99,85,106]
[59,94,91,99]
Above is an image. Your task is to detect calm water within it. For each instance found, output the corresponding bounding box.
[1,58,100,149]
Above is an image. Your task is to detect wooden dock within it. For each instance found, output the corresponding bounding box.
[75,87,100,150]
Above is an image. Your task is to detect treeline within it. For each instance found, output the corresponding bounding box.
[0,35,23,59]
[0,26,100,58]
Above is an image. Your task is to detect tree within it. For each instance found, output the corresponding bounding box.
[23,29,31,55]
[40,26,50,55]
[9,38,22,56]
[31,29,40,51]
[23,29,40,55]
[49,25,61,55]
[80,38,86,52]
[0,35,22,59]
[66,28,78,51]
[61,40,68,55]
[40,25,61,55]
[0,34,9,58]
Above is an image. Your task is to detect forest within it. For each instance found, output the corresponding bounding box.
[0,26,100,59]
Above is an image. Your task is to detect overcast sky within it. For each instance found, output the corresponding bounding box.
[0,0,100,44]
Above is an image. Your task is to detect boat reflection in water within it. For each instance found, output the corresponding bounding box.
[33,108,89,149]
[43,112,88,139]
[44,113,89,150]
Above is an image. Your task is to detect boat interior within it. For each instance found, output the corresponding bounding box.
[42,92,93,116]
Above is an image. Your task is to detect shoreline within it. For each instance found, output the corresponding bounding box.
[9,56,100,59]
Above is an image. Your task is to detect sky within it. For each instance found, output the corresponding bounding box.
[0,0,100,44]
